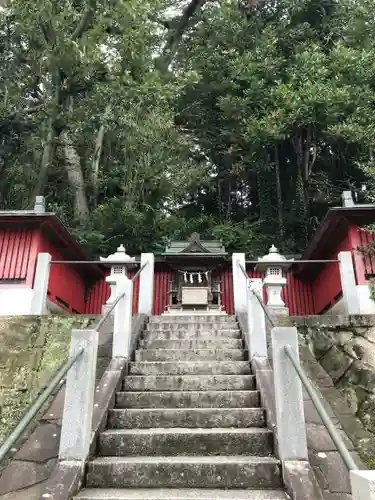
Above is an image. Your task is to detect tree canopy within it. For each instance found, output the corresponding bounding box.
[0,0,374,256]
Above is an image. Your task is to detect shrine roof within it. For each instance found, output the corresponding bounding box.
[163,233,227,256]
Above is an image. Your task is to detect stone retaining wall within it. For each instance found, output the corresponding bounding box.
[281,315,375,468]
[0,315,111,500]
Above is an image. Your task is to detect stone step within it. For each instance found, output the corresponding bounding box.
[86,456,282,489]
[108,407,266,429]
[75,488,290,500]
[116,390,259,409]
[145,330,241,339]
[123,375,255,392]
[98,428,273,457]
[129,361,251,376]
[135,349,247,362]
[150,316,236,323]
[147,323,238,331]
[142,338,243,349]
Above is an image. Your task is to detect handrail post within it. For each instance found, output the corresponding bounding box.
[271,326,308,461]
[247,278,267,358]
[232,254,247,314]
[351,470,375,499]
[59,329,98,462]
[30,252,51,314]
[113,275,133,358]
[139,254,154,315]
[338,251,360,315]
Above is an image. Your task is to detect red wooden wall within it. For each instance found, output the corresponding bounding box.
[354,225,375,283]
[39,233,87,313]
[310,234,351,314]
[3,222,373,317]
[84,264,316,317]
[152,264,174,316]
[84,270,140,315]
[0,227,38,286]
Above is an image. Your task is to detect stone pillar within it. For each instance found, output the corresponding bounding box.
[342,190,355,207]
[247,278,267,358]
[138,253,154,316]
[351,470,375,500]
[232,253,247,314]
[271,327,308,461]
[338,251,360,315]
[59,329,98,462]
[34,195,46,213]
[30,253,51,315]
[113,276,133,358]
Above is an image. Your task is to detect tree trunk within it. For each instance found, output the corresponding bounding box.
[29,116,57,206]
[62,131,90,224]
[91,124,105,206]
[274,145,283,238]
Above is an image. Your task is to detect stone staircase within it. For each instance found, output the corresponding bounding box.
[76,315,290,500]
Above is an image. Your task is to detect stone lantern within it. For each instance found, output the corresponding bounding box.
[100,245,136,313]
[255,245,293,316]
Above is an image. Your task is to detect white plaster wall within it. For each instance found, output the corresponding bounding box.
[357,285,375,314]
[327,297,346,315]
[0,287,34,316]
[328,285,375,315]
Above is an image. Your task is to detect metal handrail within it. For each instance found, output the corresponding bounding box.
[95,291,126,331]
[131,262,148,282]
[0,348,84,462]
[284,344,359,472]
[237,261,275,327]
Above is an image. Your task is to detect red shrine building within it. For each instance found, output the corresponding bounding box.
[1,192,375,317]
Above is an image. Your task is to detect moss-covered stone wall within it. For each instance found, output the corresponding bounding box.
[0,316,97,443]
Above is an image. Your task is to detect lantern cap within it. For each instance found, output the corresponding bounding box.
[255,244,294,271]
[100,244,136,265]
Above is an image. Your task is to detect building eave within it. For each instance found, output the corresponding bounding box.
[0,213,105,279]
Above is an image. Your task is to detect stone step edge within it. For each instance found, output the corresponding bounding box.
[89,455,280,464]
[100,428,272,436]
[75,489,289,499]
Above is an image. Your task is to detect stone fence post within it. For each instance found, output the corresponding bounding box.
[271,327,308,461]
[338,251,360,315]
[30,253,51,315]
[113,275,133,358]
[232,253,247,315]
[247,278,267,358]
[138,253,154,316]
[351,470,375,499]
[59,329,98,462]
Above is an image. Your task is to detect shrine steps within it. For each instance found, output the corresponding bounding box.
[76,315,290,500]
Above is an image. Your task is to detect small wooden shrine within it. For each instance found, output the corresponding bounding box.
[162,233,229,313]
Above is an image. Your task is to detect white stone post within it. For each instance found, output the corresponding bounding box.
[338,251,360,315]
[247,278,267,358]
[342,190,355,207]
[113,275,133,358]
[351,470,375,499]
[59,329,98,462]
[30,253,51,315]
[271,327,308,461]
[34,195,46,213]
[232,253,247,314]
[138,253,154,316]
